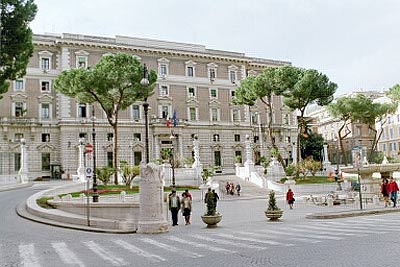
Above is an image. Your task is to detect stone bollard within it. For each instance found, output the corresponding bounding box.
[80,193,85,201]
[120,191,126,202]
[372,195,379,206]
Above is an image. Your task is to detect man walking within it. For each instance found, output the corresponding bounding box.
[388,177,399,208]
[168,190,181,226]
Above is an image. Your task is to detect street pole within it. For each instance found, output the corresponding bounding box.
[170,133,176,188]
[92,106,98,203]
[140,64,150,164]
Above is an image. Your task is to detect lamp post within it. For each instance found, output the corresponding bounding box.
[91,106,98,202]
[170,133,176,188]
[140,64,150,163]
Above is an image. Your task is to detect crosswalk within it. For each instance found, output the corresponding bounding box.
[4,216,398,267]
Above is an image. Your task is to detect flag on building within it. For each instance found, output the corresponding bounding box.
[166,117,171,128]
[172,110,178,127]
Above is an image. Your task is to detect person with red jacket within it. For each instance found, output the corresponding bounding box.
[388,177,399,207]
[286,188,295,209]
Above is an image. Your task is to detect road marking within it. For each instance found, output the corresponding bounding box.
[213,233,293,247]
[259,228,342,240]
[83,241,128,266]
[341,220,400,229]
[113,239,166,263]
[191,234,266,249]
[320,222,384,233]
[240,231,322,244]
[299,225,365,236]
[277,227,344,240]
[19,244,41,267]
[140,238,203,258]
[166,236,236,253]
[52,242,85,267]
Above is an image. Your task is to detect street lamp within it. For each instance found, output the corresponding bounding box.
[140,64,150,164]
[91,106,99,203]
[170,133,176,188]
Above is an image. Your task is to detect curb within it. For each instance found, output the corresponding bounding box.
[306,207,400,219]
[0,182,33,192]
[16,201,136,234]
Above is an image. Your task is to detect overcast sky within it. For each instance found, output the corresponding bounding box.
[30,0,400,95]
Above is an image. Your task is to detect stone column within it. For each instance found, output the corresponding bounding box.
[18,138,28,183]
[77,138,86,182]
[154,135,160,160]
[244,134,254,180]
[322,143,331,170]
[292,142,297,165]
[137,162,169,234]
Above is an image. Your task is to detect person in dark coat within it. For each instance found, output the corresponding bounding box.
[168,190,180,226]
[286,188,294,209]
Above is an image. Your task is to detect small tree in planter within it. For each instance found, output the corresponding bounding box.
[120,161,139,188]
[265,190,283,220]
[96,166,115,186]
[201,168,213,184]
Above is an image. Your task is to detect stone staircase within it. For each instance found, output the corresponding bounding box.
[211,174,270,200]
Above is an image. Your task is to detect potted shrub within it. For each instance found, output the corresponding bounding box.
[265,190,283,220]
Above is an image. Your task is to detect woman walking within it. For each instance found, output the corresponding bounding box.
[181,192,192,225]
[381,179,390,207]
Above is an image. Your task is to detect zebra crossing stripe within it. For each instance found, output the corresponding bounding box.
[240,231,322,244]
[259,228,342,240]
[214,233,293,247]
[140,238,203,258]
[191,234,266,249]
[52,242,85,267]
[342,220,400,228]
[19,244,41,267]
[298,225,366,236]
[319,222,384,233]
[277,227,344,240]
[83,241,128,266]
[113,239,166,263]
[166,236,235,253]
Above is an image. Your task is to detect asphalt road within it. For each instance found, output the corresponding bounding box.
[1,184,400,267]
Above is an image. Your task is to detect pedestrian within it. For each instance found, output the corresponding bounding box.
[181,192,192,225]
[381,178,390,207]
[225,182,230,194]
[168,190,180,226]
[235,183,241,196]
[388,177,399,207]
[212,189,220,206]
[185,189,192,200]
[230,182,235,195]
[286,188,295,209]
[204,188,215,215]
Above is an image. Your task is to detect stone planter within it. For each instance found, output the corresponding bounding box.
[201,213,222,228]
[264,210,283,221]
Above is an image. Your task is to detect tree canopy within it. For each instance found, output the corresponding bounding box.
[54,53,157,184]
[0,0,37,98]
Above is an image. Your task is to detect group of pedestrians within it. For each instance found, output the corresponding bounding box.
[381,177,399,208]
[168,189,192,226]
[225,181,241,196]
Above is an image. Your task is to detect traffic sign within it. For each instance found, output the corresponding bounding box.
[85,143,93,153]
[86,167,93,176]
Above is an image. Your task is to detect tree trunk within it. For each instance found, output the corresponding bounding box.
[113,123,118,185]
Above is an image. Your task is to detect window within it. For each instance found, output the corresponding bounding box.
[107,152,113,168]
[213,134,220,142]
[231,90,235,97]
[210,88,217,98]
[78,103,87,118]
[211,108,218,121]
[14,80,24,91]
[41,81,50,92]
[187,66,194,77]
[41,58,50,71]
[79,133,87,140]
[132,105,140,120]
[188,87,196,97]
[77,56,87,68]
[251,112,258,124]
[390,128,394,139]
[157,58,169,77]
[14,153,21,171]
[160,85,169,96]
[229,70,236,83]
[107,133,113,142]
[14,133,24,142]
[41,153,51,171]
[232,109,240,122]
[235,151,242,163]
[41,103,50,119]
[254,135,259,143]
[209,68,216,80]
[383,144,386,151]
[15,102,25,117]
[133,133,141,141]
[159,64,167,76]
[134,151,142,165]
[189,107,196,121]
[234,134,241,142]
[41,133,50,142]
[161,106,169,119]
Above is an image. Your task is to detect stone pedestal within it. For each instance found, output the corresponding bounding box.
[136,162,169,234]
[77,139,86,182]
[18,139,28,183]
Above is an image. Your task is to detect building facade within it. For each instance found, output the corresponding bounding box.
[0,33,296,180]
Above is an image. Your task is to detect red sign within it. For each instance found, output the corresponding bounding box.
[85,143,93,153]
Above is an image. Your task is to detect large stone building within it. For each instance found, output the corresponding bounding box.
[0,33,296,180]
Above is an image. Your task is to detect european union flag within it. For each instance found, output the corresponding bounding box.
[172,110,178,127]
